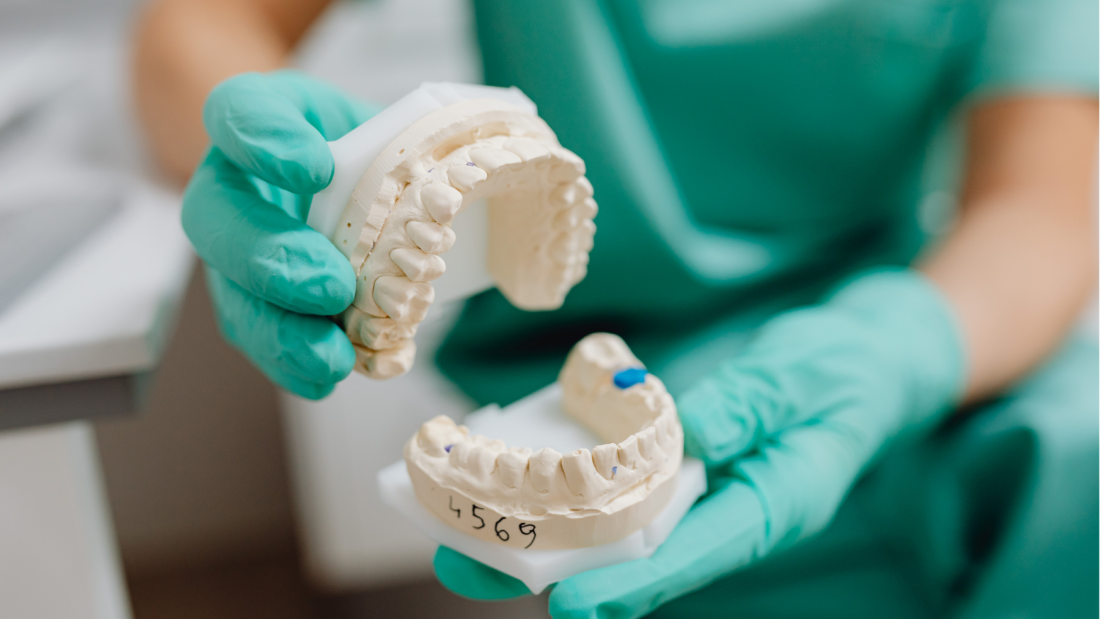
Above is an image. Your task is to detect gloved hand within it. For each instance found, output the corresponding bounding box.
[182,70,378,399]
[433,268,967,618]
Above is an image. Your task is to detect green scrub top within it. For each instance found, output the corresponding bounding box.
[433,1,1098,616]
[438,0,1098,405]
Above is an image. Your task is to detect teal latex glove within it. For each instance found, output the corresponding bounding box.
[182,70,378,399]
[433,269,967,617]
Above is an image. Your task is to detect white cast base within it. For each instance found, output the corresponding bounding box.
[378,385,706,595]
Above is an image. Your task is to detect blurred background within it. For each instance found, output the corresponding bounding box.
[0,0,550,617]
[0,1,1096,619]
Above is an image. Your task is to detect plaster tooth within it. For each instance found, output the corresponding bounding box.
[503,137,550,162]
[496,447,532,489]
[617,434,642,470]
[554,203,598,231]
[570,262,588,285]
[592,444,620,480]
[448,440,475,470]
[466,444,497,478]
[655,414,679,454]
[549,149,585,182]
[470,147,521,173]
[550,234,579,266]
[549,183,579,209]
[407,220,456,254]
[420,183,463,224]
[348,311,417,350]
[416,415,462,457]
[637,426,663,461]
[528,448,563,494]
[390,247,446,282]
[561,449,601,498]
[577,197,598,219]
[571,221,596,255]
[373,276,434,323]
[447,164,488,193]
[575,176,594,199]
[354,342,416,379]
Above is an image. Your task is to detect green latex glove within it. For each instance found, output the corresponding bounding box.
[433,268,967,617]
[182,70,378,399]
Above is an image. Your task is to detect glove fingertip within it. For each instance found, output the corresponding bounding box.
[434,546,532,601]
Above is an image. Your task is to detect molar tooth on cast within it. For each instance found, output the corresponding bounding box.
[503,137,551,162]
[470,147,522,173]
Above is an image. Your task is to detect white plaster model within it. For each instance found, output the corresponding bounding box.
[404,334,683,550]
[307,84,597,380]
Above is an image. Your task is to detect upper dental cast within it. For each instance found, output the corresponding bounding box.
[332,98,598,379]
[404,334,684,550]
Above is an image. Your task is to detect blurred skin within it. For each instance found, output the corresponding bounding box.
[137,0,1094,411]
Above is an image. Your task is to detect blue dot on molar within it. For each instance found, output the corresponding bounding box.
[444,444,453,453]
[611,466,618,477]
[613,368,648,389]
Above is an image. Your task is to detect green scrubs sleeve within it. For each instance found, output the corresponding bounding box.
[965,0,1099,99]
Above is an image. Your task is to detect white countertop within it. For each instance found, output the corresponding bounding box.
[0,185,193,390]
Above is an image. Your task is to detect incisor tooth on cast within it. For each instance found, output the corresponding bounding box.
[467,445,497,478]
[528,448,562,494]
[637,426,662,460]
[503,137,551,162]
[420,183,463,224]
[497,448,531,489]
[447,164,487,192]
[407,220,456,254]
[561,449,601,498]
[549,183,579,209]
[550,234,579,266]
[391,247,446,282]
[373,276,434,323]
[592,444,620,480]
[618,434,642,470]
[470,147,521,173]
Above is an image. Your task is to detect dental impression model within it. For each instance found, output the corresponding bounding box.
[309,84,597,380]
[404,334,683,550]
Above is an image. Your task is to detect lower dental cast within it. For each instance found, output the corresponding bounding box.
[404,334,684,550]
[333,98,598,379]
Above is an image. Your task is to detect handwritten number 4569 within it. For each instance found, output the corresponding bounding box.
[449,496,537,549]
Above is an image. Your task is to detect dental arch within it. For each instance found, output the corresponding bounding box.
[333,98,597,379]
[404,333,684,550]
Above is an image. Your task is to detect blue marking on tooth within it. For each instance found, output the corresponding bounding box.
[613,368,648,389]
[611,466,618,477]
[444,444,453,453]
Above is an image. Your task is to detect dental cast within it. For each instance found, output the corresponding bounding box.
[404,334,683,550]
[331,98,597,379]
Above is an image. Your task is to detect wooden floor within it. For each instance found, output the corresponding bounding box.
[127,553,550,619]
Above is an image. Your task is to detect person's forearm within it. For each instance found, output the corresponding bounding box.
[133,0,332,184]
[921,96,1098,402]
